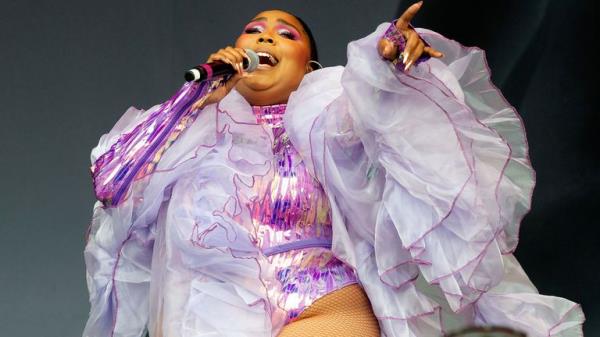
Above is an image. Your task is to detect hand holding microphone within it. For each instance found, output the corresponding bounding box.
[185,47,259,82]
[188,47,259,110]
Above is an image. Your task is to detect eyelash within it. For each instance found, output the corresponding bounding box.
[244,26,297,40]
[277,29,296,40]
[244,27,263,34]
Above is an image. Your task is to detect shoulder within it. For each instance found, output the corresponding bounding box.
[288,66,345,106]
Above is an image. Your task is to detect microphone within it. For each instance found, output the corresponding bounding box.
[184,48,259,82]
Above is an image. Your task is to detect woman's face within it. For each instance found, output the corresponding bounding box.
[234,10,312,106]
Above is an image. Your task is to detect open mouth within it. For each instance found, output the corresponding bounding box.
[256,51,279,67]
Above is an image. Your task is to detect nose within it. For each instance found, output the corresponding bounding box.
[258,36,274,44]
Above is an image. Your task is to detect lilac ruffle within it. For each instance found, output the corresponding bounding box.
[85,90,289,337]
[83,22,584,337]
[284,23,583,337]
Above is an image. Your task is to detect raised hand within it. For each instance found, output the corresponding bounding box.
[378,1,444,71]
[191,46,250,110]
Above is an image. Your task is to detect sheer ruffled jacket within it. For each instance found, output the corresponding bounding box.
[83,23,584,337]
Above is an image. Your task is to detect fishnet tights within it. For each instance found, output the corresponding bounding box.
[277,284,381,337]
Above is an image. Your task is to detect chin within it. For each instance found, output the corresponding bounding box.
[241,73,278,91]
[236,82,290,106]
[236,66,305,105]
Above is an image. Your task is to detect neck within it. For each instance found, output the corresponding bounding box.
[236,87,291,106]
[252,103,287,126]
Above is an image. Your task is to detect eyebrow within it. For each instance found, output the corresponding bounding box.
[250,17,301,33]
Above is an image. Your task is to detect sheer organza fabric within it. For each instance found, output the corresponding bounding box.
[83,23,584,337]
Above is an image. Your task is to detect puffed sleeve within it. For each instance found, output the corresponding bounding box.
[83,81,222,337]
[284,22,583,337]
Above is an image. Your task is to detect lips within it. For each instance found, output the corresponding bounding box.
[256,51,279,67]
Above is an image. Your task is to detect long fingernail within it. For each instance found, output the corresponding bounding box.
[404,60,413,71]
[403,52,409,64]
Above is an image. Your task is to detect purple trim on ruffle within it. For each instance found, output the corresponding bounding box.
[388,73,475,253]
[404,43,516,245]
[387,72,507,309]
[376,306,440,321]
[405,30,534,261]
[185,105,280,327]
[105,86,274,337]
[547,303,585,337]
[418,29,536,255]
[383,40,537,310]
[109,231,133,337]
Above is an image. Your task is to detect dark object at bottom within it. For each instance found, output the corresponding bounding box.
[446,326,527,337]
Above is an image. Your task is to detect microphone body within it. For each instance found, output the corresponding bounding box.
[185,49,259,82]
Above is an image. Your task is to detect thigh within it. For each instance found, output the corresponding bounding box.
[277,284,380,337]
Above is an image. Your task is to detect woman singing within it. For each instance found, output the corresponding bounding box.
[83,3,584,336]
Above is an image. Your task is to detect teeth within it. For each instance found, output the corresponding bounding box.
[256,51,278,66]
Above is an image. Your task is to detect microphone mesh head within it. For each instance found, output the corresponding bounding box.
[244,49,259,72]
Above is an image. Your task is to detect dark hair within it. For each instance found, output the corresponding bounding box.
[291,14,319,64]
[250,10,320,69]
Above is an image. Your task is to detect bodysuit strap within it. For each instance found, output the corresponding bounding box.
[262,238,332,257]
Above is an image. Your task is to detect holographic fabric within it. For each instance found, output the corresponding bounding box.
[250,104,358,322]
[84,23,584,337]
[91,80,220,206]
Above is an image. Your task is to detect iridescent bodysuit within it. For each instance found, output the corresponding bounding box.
[86,24,584,337]
[250,104,358,322]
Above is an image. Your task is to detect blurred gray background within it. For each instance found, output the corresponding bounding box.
[0,0,597,336]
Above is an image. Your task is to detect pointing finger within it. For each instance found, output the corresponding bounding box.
[396,1,423,30]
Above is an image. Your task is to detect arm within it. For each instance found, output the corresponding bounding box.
[84,44,273,337]
[91,80,218,207]
[92,44,251,208]
[284,4,583,336]
[84,80,220,337]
